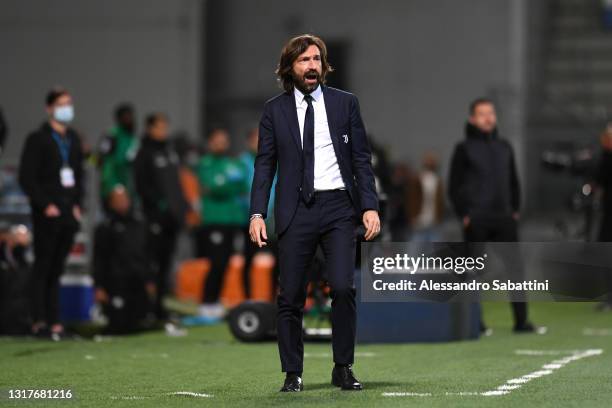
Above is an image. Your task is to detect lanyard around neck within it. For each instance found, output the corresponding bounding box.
[51,131,71,165]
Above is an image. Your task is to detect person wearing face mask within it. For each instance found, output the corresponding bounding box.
[18,87,84,339]
[98,103,139,205]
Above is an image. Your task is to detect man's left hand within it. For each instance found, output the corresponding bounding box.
[362,210,380,241]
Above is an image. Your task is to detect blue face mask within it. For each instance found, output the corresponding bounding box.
[53,105,74,124]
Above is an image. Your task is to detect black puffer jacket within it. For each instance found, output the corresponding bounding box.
[448,123,520,219]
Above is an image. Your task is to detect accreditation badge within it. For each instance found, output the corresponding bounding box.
[60,166,75,188]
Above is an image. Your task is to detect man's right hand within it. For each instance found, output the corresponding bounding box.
[462,216,471,228]
[249,217,268,248]
[44,204,61,218]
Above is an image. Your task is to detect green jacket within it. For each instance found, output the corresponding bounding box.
[196,154,249,226]
[99,126,139,199]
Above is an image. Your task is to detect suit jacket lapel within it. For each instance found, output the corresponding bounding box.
[322,86,344,166]
[281,92,303,154]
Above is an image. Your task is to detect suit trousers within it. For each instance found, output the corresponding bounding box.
[463,215,527,327]
[276,189,358,373]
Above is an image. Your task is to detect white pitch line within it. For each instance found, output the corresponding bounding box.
[169,391,213,398]
[445,392,480,396]
[481,390,509,396]
[583,328,612,336]
[382,392,431,397]
[497,384,521,391]
[382,349,603,398]
[110,391,213,400]
[110,396,149,400]
[480,349,602,396]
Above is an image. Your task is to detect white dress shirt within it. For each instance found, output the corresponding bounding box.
[294,85,345,191]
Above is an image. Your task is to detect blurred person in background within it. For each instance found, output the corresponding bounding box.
[93,186,155,333]
[595,125,612,309]
[98,103,139,205]
[173,133,202,229]
[0,223,32,335]
[449,98,540,334]
[408,152,444,241]
[240,126,278,298]
[388,163,413,241]
[194,128,248,321]
[134,113,188,321]
[369,139,392,224]
[18,87,84,339]
[0,107,7,156]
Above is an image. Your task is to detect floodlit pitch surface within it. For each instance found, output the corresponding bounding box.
[1,302,612,407]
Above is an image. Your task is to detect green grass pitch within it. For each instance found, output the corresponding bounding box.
[1,302,611,407]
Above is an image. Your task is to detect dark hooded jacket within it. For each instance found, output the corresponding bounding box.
[448,123,520,219]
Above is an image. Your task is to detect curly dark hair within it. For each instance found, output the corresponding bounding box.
[275,34,333,93]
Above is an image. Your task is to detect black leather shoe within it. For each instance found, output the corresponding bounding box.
[280,374,303,392]
[331,365,363,390]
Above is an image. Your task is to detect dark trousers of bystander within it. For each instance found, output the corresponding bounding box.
[30,213,78,326]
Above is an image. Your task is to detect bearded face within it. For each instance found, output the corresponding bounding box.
[291,44,323,94]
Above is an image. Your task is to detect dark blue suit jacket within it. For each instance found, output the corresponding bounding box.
[250,85,379,235]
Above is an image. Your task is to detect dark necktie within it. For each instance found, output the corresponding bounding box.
[302,94,315,204]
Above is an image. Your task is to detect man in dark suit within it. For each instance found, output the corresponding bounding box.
[249,34,380,392]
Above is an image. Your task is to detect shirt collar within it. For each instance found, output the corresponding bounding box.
[294,84,322,106]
